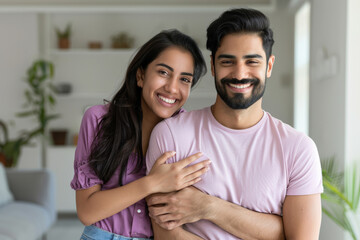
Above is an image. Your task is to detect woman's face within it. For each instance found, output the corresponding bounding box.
[137,46,194,119]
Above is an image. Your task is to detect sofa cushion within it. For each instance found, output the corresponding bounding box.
[0,202,52,240]
[0,164,13,206]
[0,234,13,240]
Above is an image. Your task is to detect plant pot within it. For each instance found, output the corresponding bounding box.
[112,42,131,49]
[58,38,70,49]
[88,41,102,49]
[51,130,68,145]
[0,153,13,167]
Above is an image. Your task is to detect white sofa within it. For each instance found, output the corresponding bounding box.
[0,164,56,240]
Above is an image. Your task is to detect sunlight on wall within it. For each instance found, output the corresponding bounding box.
[294,1,310,135]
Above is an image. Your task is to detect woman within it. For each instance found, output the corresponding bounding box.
[70,29,209,240]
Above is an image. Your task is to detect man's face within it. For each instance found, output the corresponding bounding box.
[211,33,275,109]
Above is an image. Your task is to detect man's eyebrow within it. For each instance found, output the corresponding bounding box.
[243,54,263,59]
[217,54,264,60]
[156,63,193,77]
[217,54,236,59]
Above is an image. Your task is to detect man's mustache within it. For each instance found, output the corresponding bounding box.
[220,78,259,85]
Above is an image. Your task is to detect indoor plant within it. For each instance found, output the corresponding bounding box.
[56,23,71,49]
[0,60,59,168]
[111,32,134,49]
[322,158,360,239]
[18,59,59,136]
[0,120,37,167]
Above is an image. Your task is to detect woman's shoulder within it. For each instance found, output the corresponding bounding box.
[83,104,109,120]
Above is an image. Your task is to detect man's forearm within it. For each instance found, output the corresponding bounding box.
[152,220,203,240]
[204,195,285,240]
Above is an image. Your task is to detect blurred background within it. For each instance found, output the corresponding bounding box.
[0,0,359,239]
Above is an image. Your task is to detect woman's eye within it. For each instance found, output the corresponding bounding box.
[159,70,168,76]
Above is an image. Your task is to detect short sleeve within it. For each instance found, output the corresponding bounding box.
[145,120,176,175]
[70,105,106,190]
[287,136,323,195]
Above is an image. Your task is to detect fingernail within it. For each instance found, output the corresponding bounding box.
[171,151,176,156]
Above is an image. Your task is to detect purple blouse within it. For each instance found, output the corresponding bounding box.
[70,105,152,238]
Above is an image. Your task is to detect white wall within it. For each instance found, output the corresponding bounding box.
[0,13,42,168]
[309,0,347,239]
[345,0,360,165]
[262,10,294,125]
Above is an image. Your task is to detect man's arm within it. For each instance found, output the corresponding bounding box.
[148,187,285,240]
[151,219,203,240]
[282,194,322,240]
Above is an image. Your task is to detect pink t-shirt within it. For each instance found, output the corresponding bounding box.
[146,107,323,240]
[70,105,152,238]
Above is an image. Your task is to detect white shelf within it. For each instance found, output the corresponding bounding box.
[56,93,111,100]
[0,4,275,14]
[50,48,137,55]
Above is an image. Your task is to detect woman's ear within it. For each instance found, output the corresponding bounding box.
[136,68,144,88]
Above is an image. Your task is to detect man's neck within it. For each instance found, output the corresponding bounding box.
[211,96,264,130]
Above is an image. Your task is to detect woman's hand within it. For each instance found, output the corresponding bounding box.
[148,151,210,193]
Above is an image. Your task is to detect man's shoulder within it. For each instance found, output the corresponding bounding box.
[163,107,209,127]
[266,112,313,144]
[152,107,209,140]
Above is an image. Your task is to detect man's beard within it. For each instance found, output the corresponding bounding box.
[215,76,266,109]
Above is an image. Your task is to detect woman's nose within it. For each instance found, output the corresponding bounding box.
[164,77,179,94]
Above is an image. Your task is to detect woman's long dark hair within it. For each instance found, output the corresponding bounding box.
[89,29,207,185]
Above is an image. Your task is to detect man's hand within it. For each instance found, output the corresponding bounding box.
[146,187,209,230]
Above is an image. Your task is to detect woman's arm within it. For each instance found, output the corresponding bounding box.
[76,152,210,225]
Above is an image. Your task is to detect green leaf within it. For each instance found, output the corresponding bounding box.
[16,110,37,117]
[48,94,56,105]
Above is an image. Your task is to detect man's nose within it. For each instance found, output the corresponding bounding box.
[232,63,248,80]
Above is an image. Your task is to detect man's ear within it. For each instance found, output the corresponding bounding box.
[266,55,275,78]
[136,68,144,88]
[210,55,215,77]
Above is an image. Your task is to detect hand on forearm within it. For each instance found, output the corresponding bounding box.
[205,197,285,240]
[147,187,209,230]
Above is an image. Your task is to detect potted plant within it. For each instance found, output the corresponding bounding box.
[322,158,360,239]
[0,120,37,167]
[55,24,71,49]
[111,32,134,49]
[7,59,60,167]
[18,60,59,135]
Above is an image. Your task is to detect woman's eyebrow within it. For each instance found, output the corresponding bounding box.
[156,63,173,72]
[156,63,193,76]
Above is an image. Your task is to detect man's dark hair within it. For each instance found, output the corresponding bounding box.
[206,8,274,61]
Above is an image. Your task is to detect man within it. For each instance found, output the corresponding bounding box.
[146,8,323,240]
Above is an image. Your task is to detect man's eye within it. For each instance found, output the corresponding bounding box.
[181,77,192,84]
[247,60,259,64]
[220,60,233,65]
